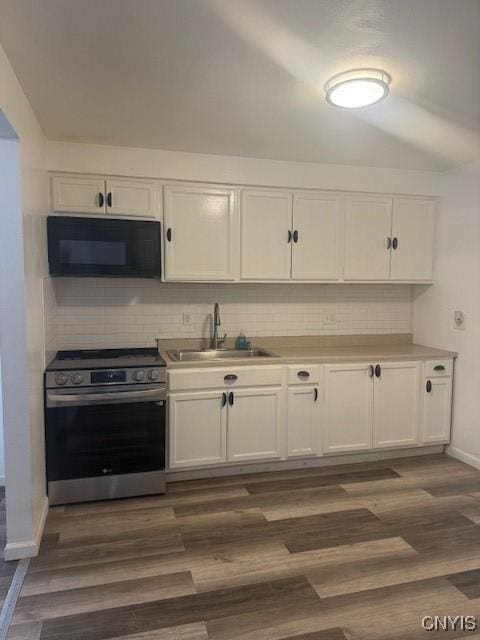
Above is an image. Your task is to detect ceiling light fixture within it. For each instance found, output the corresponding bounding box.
[325,68,391,108]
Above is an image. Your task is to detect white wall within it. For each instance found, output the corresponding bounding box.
[47,141,441,195]
[0,45,49,559]
[413,160,480,466]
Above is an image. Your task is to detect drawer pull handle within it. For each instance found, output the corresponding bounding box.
[314,387,318,402]
[426,380,432,393]
[224,374,238,382]
[433,365,446,372]
[298,371,310,378]
[228,391,234,406]
[221,392,227,407]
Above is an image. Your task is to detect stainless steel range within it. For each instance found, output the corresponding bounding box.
[44,347,167,505]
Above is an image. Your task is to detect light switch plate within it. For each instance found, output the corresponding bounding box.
[454,310,466,330]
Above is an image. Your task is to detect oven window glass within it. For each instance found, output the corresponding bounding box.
[59,239,126,266]
[46,400,165,481]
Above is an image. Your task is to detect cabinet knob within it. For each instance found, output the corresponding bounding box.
[297,370,310,378]
[369,364,374,378]
[293,230,299,243]
[287,230,292,243]
[221,392,227,407]
[224,374,238,382]
[386,237,392,250]
[426,380,432,393]
[166,228,172,242]
[375,364,381,378]
[433,365,446,372]
[392,237,398,250]
[313,387,318,402]
[228,391,234,406]
[98,192,104,208]
[107,192,112,208]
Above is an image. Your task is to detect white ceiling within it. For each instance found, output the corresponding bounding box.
[0,0,479,170]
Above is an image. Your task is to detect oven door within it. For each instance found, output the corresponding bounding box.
[47,216,161,277]
[45,385,166,482]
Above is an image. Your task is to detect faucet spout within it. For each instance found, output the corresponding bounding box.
[211,303,226,349]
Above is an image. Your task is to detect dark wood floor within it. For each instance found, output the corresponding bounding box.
[8,454,480,640]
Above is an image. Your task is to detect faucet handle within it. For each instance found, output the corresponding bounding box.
[218,333,227,347]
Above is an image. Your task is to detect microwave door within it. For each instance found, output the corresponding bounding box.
[48,217,146,277]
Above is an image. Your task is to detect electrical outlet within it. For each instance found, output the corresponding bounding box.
[454,310,466,330]
[324,311,337,325]
[182,312,192,326]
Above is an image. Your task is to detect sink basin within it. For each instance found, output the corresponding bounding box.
[167,348,278,362]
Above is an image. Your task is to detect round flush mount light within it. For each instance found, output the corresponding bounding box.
[325,68,391,108]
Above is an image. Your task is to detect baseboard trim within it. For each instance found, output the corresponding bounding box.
[447,446,480,471]
[4,495,49,561]
[167,445,445,483]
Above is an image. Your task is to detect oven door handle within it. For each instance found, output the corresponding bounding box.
[47,388,166,407]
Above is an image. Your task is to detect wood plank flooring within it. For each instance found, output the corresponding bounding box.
[8,454,480,640]
[0,487,18,611]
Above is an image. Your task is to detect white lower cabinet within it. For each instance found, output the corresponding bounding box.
[287,385,320,457]
[373,361,420,448]
[323,363,373,453]
[169,390,226,468]
[227,387,284,462]
[422,376,452,443]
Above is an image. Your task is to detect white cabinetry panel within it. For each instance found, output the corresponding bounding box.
[164,185,236,281]
[287,386,320,457]
[390,198,435,281]
[241,190,292,280]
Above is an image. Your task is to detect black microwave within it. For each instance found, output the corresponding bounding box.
[47,216,161,278]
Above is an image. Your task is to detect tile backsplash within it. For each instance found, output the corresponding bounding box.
[44,279,413,351]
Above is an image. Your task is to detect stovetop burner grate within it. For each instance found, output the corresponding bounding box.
[56,347,160,360]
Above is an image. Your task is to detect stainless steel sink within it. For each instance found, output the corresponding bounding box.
[167,348,278,362]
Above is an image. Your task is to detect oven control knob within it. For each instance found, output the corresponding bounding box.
[55,373,68,386]
[148,369,160,381]
[71,373,84,385]
[133,369,146,382]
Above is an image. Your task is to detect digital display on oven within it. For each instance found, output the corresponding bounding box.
[91,370,127,384]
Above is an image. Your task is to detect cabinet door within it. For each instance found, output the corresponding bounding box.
[227,387,284,462]
[169,391,227,468]
[390,198,435,281]
[344,196,392,280]
[164,185,236,281]
[287,386,320,457]
[241,190,292,280]
[292,193,343,281]
[323,364,373,453]
[373,361,420,448]
[52,175,106,214]
[106,178,158,218]
[422,377,452,443]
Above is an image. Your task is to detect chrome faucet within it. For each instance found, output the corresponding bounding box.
[211,302,227,350]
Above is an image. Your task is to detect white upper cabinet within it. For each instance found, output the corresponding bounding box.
[373,361,420,448]
[344,195,393,280]
[241,190,292,280]
[52,174,158,218]
[291,193,343,281]
[52,175,106,214]
[163,184,237,281]
[323,363,374,453]
[390,198,435,281]
[105,178,158,218]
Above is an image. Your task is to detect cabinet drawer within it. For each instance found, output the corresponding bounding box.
[168,365,284,391]
[424,359,453,378]
[287,365,321,385]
